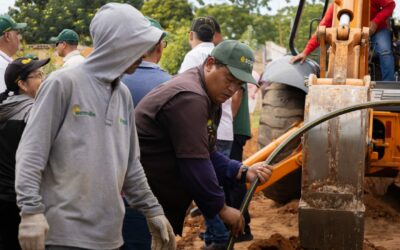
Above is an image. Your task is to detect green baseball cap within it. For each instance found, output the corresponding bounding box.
[210,40,258,85]
[146,17,167,38]
[50,29,79,44]
[0,15,27,34]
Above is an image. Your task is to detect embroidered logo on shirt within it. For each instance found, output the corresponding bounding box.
[119,118,128,125]
[72,104,96,117]
[207,119,217,150]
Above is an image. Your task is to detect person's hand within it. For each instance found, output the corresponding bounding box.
[18,213,49,250]
[218,205,244,237]
[247,162,273,184]
[369,21,377,35]
[290,52,307,64]
[146,215,176,250]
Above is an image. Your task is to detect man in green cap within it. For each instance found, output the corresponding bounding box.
[134,40,273,244]
[122,17,170,107]
[50,29,84,68]
[0,15,26,92]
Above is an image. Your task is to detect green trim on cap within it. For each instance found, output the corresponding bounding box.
[211,40,257,85]
[0,15,27,34]
[50,29,79,44]
[145,16,167,37]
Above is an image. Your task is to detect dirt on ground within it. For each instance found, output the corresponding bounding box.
[176,125,400,250]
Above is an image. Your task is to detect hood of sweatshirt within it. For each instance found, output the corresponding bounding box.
[0,95,33,123]
[83,3,163,83]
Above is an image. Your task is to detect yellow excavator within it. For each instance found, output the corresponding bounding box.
[228,0,400,249]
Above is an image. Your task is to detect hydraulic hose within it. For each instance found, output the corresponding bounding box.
[227,100,400,250]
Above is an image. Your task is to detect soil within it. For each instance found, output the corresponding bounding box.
[176,123,400,250]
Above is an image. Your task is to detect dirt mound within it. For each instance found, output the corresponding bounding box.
[248,234,386,250]
[364,193,399,220]
[177,215,204,250]
[276,200,299,215]
[248,234,300,250]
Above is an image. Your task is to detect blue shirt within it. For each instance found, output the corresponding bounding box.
[122,61,171,106]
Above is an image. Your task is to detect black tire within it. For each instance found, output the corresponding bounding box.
[258,83,306,204]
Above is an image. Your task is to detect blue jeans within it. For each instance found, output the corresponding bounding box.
[216,140,233,158]
[371,28,395,81]
[204,215,229,246]
[121,199,151,250]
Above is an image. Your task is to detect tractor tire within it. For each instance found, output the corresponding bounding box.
[258,82,306,204]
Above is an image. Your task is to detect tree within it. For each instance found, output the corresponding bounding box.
[141,0,194,31]
[9,0,144,44]
[196,4,253,40]
[141,0,194,75]
[270,2,324,54]
[159,20,191,75]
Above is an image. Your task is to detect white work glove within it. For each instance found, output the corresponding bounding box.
[146,215,176,250]
[19,213,49,250]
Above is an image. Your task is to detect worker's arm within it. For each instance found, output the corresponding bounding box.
[290,3,334,64]
[177,158,244,237]
[15,74,69,250]
[370,0,395,34]
[210,150,272,185]
[16,74,69,215]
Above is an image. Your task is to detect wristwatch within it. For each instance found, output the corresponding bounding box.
[240,165,249,184]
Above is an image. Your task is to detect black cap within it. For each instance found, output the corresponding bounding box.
[5,57,50,92]
[190,17,215,42]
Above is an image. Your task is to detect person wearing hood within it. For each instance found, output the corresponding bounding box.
[0,56,49,250]
[15,3,175,250]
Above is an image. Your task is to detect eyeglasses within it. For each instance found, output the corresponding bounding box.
[27,71,45,80]
[55,41,65,47]
[161,40,167,48]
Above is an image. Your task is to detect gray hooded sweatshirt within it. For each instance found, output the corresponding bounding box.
[15,3,164,249]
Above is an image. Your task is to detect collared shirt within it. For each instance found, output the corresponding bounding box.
[63,50,85,68]
[178,42,234,141]
[178,42,214,73]
[135,66,228,234]
[122,61,171,106]
[0,50,13,92]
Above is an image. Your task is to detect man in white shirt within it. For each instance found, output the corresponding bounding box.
[0,15,26,92]
[50,29,85,68]
[178,17,215,74]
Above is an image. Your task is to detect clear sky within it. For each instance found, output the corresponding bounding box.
[1,0,399,18]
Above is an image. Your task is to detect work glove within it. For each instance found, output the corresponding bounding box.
[146,215,176,250]
[18,213,49,250]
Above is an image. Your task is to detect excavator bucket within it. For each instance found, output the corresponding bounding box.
[299,83,369,250]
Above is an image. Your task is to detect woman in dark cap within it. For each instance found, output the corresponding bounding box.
[0,56,49,250]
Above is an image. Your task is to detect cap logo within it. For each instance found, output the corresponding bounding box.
[240,56,254,67]
[21,58,32,64]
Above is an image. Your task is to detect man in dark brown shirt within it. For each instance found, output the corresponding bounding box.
[135,40,273,240]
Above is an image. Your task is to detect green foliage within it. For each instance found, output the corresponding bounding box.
[159,20,191,75]
[141,0,194,31]
[196,4,253,40]
[240,25,258,50]
[8,0,328,72]
[9,0,144,44]
[269,2,324,56]
[142,0,194,75]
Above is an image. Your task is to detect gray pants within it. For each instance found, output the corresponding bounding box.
[46,246,119,250]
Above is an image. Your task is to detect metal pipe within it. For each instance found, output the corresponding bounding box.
[339,13,351,26]
[289,0,306,55]
[226,100,400,250]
